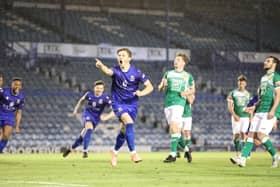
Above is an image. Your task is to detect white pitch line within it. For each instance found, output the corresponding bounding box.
[0,180,88,187]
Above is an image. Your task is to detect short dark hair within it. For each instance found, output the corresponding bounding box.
[176,53,190,65]
[267,56,280,64]
[237,74,247,82]
[117,48,132,58]
[94,80,105,87]
[12,77,22,82]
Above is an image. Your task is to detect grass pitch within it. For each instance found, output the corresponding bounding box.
[0,152,279,187]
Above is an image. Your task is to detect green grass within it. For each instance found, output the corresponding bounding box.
[0,152,279,187]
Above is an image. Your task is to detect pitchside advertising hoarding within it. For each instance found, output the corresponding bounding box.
[238,52,280,63]
[11,42,191,61]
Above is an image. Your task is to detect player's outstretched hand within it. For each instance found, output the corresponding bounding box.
[95,58,103,69]
[134,90,142,97]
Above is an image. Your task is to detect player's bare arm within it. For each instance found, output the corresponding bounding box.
[227,96,240,121]
[134,80,154,97]
[95,58,113,76]
[158,78,167,92]
[180,84,195,96]
[15,109,22,133]
[100,110,115,121]
[268,87,280,119]
[69,95,87,117]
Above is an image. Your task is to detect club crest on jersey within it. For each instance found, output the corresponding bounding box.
[9,102,14,107]
[92,102,96,107]
[130,75,135,82]
[118,107,123,112]
[86,116,90,120]
[98,99,103,104]
[182,74,188,79]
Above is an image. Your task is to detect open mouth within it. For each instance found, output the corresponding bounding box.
[119,60,123,64]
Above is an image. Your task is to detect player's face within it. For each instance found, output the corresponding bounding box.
[174,56,186,71]
[238,80,246,90]
[117,50,131,68]
[264,57,275,71]
[94,84,104,96]
[0,76,3,87]
[12,80,22,95]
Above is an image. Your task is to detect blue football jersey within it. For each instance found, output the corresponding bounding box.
[83,91,111,125]
[247,95,259,107]
[111,64,148,105]
[0,87,25,120]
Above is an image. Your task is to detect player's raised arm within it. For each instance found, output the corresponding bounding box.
[134,79,154,97]
[95,58,113,77]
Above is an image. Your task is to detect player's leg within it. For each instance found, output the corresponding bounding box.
[110,122,125,167]
[0,125,13,153]
[120,111,142,163]
[82,121,94,158]
[240,117,251,158]
[176,120,184,158]
[230,117,242,164]
[240,117,250,150]
[163,106,184,163]
[238,114,261,167]
[257,115,279,168]
[182,117,192,162]
[110,105,127,167]
[63,128,85,157]
[183,130,192,162]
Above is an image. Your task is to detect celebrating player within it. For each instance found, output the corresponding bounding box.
[63,80,113,158]
[95,48,153,167]
[0,77,24,153]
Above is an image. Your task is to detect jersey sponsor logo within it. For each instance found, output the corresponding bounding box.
[122,80,128,87]
[9,102,15,107]
[118,107,123,112]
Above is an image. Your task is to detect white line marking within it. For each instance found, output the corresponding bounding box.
[0,180,88,187]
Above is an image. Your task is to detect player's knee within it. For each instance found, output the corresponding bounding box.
[257,132,266,142]
[233,133,240,140]
[184,130,190,138]
[1,134,10,141]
